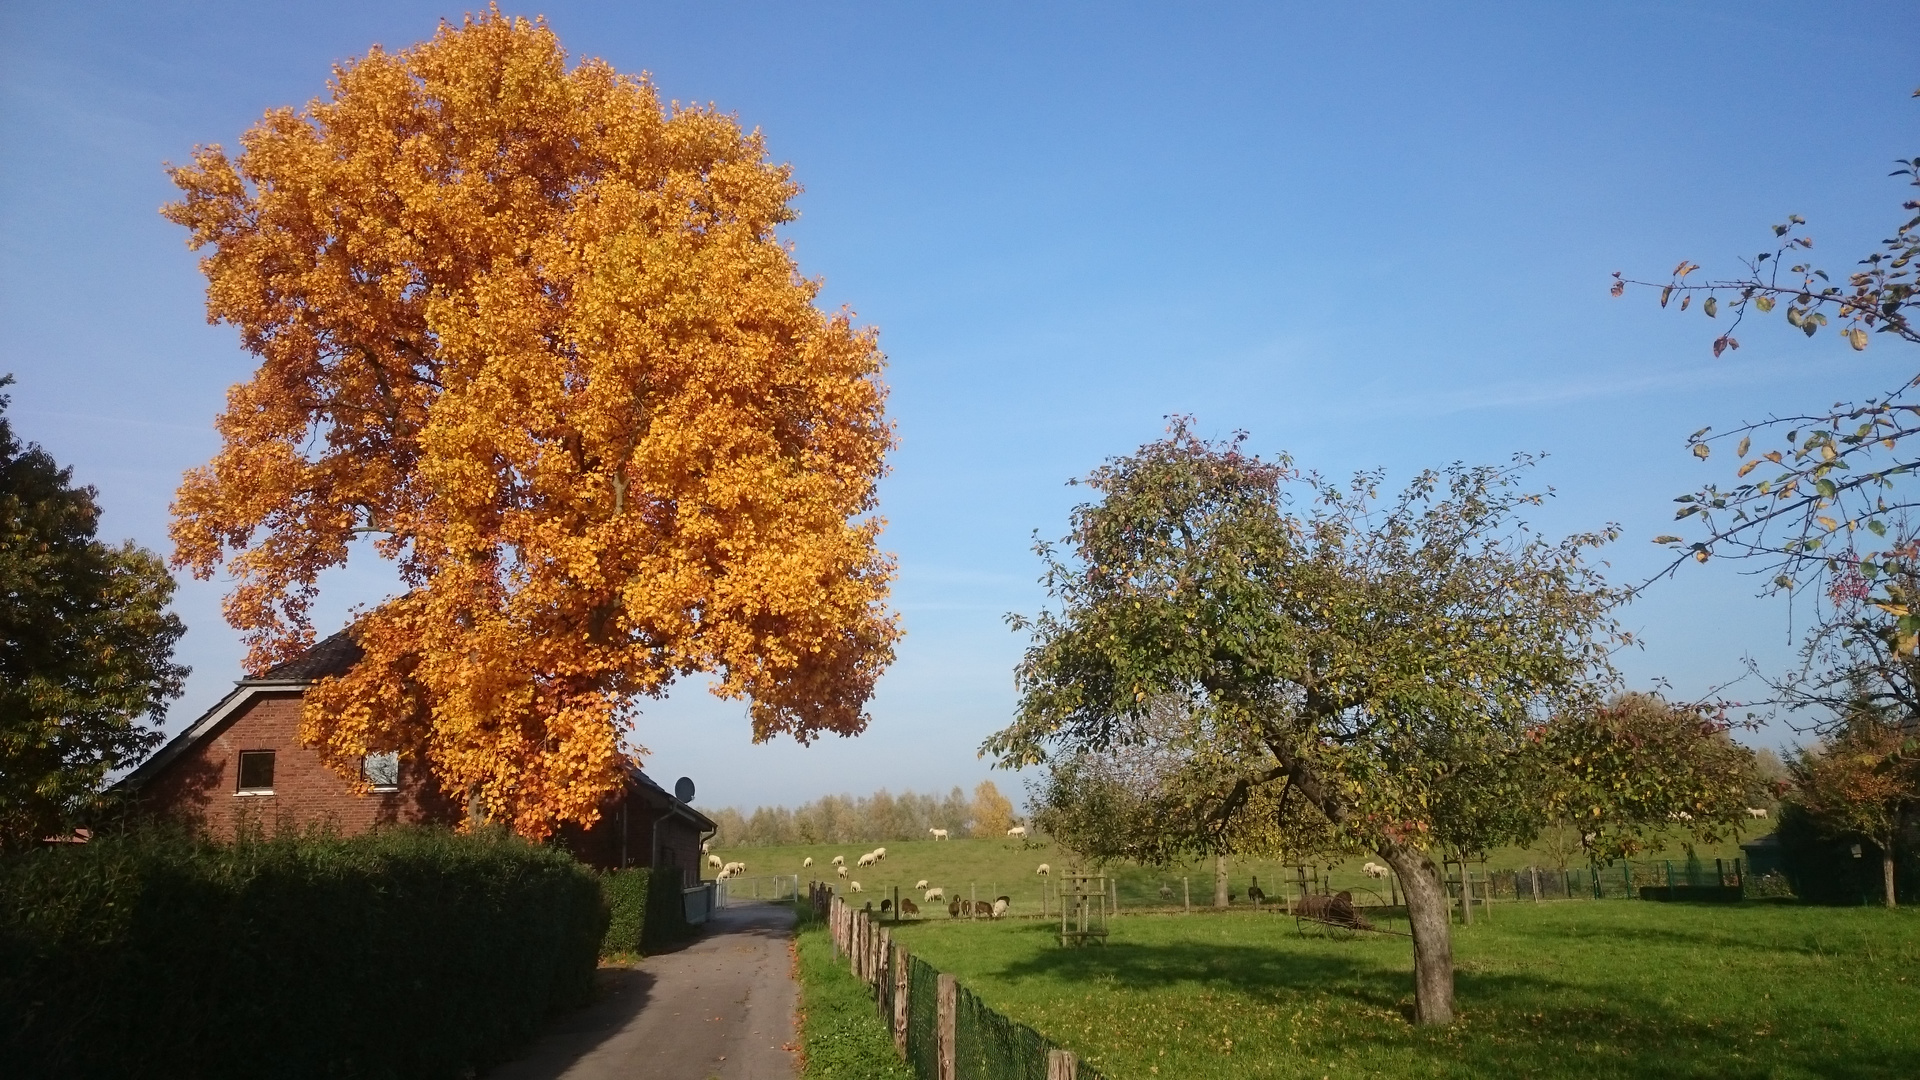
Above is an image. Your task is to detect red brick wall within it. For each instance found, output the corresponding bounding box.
[140,689,453,839]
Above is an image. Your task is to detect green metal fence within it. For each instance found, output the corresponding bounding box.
[953,980,1056,1080]
[907,955,941,1080]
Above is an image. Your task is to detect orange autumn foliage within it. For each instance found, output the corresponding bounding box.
[163,11,898,839]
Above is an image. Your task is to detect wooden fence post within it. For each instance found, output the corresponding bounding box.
[1047,1047,1079,1080]
[893,943,910,1055]
[856,907,871,976]
[936,973,958,1080]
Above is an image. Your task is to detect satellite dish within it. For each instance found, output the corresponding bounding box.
[674,776,696,803]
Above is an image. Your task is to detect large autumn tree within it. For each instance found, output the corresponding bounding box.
[986,423,1754,1025]
[1,377,188,850]
[164,12,898,839]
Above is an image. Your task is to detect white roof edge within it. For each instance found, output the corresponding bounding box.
[118,683,304,790]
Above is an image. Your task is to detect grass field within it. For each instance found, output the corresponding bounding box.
[705,834,1757,916]
[884,900,1919,1080]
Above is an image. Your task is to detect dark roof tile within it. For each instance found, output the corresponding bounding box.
[246,630,363,684]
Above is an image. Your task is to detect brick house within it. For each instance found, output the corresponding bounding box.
[119,631,714,884]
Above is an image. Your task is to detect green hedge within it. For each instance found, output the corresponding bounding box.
[601,866,694,957]
[0,825,607,1080]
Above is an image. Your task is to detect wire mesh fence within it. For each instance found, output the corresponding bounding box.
[823,886,1103,1080]
[955,980,1054,1080]
[907,956,941,1080]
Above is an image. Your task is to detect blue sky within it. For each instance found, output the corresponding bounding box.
[3,1,1916,812]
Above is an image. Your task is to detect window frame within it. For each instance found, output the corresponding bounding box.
[235,750,276,795]
[361,752,401,792]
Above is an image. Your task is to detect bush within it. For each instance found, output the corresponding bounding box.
[600,867,695,958]
[0,824,607,1079]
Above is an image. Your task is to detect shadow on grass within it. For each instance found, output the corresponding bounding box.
[959,920,1905,1080]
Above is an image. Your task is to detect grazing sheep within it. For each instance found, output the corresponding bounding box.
[881,898,893,913]
[1747,807,1769,819]
[874,847,887,859]
[924,887,945,902]
[857,852,879,868]
[708,854,723,869]
[837,865,849,878]
[1036,863,1050,876]
[1247,876,1266,904]
[915,879,929,890]
[1159,883,1174,901]
[701,841,711,854]
[1006,826,1027,838]
[850,881,863,893]
[901,898,920,915]
[1361,861,1390,880]
[803,857,814,868]
[721,861,746,876]
[949,898,964,918]
[929,828,949,840]
[992,896,1011,919]
[831,855,846,866]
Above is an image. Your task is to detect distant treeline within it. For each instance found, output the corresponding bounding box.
[704,783,1015,847]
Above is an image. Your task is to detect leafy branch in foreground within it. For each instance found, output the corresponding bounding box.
[1617,117,1920,604]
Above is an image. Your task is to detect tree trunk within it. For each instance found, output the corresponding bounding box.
[1214,854,1229,908]
[1380,841,1454,1025]
[1884,842,1899,909]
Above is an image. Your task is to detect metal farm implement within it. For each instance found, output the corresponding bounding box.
[1291,888,1410,941]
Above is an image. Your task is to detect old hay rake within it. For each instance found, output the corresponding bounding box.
[1291,887,1410,941]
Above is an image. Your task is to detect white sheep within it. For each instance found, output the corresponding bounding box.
[837,865,849,878]
[992,898,1010,918]
[850,881,863,893]
[1006,826,1027,838]
[831,854,846,866]
[929,828,949,840]
[727,861,747,875]
[701,841,711,854]
[915,879,929,890]
[924,886,945,902]
[708,854,722,869]
[1036,863,1050,876]
[857,852,879,868]
[1362,861,1390,880]
[873,847,887,860]
[803,856,814,868]
[1747,807,1769,819]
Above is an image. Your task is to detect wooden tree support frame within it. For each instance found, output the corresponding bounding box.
[1058,872,1110,946]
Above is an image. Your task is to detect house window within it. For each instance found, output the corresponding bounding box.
[237,751,275,793]
[362,752,400,791]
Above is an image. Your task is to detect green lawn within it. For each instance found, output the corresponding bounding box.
[707,835,1758,915]
[889,901,1920,1080]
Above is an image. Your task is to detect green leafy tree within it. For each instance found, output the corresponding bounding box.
[1617,103,1920,612]
[1788,714,1918,908]
[0,377,188,849]
[985,422,1632,1025]
[1539,691,1762,863]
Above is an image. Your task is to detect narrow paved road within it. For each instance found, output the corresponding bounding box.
[489,902,799,1080]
